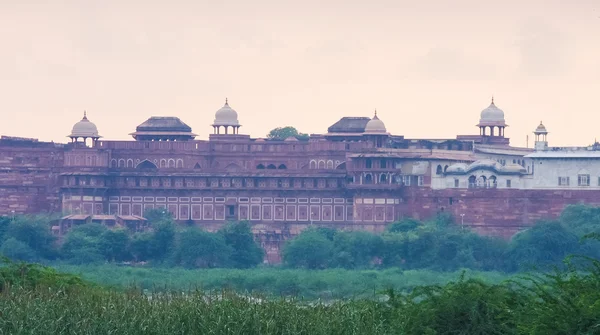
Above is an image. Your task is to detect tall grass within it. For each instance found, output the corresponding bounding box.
[52,263,509,299]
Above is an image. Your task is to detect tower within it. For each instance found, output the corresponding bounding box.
[68,111,101,147]
[212,98,241,135]
[533,121,549,151]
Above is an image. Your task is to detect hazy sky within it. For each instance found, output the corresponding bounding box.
[1,1,599,146]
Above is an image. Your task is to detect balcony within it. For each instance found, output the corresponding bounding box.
[346,183,403,190]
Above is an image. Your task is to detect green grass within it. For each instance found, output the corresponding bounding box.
[51,264,509,299]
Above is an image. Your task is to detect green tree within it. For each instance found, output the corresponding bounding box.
[61,224,107,264]
[149,220,176,261]
[283,228,333,269]
[0,238,37,262]
[387,218,421,233]
[144,208,174,225]
[98,229,130,262]
[266,126,309,141]
[129,232,153,262]
[3,216,57,259]
[219,221,264,268]
[504,220,580,272]
[331,231,384,269]
[175,228,232,268]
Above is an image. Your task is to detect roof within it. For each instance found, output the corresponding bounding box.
[474,144,534,156]
[327,117,370,133]
[525,150,600,158]
[135,117,193,133]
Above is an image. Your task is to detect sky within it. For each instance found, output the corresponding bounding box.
[0,0,599,147]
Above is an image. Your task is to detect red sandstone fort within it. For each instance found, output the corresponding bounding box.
[2,99,599,262]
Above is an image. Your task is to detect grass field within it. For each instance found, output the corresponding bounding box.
[52,264,510,299]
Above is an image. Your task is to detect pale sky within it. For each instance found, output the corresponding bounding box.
[1,0,599,147]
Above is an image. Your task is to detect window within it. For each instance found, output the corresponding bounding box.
[449,197,453,205]
[578,174,590,186]
[227,205,235,216]
[417,176,424,186]
[366,159,372,169]
[558,176,570,186]
[436,165,443,175]
[506,180,512,188]
[380,159,387,169]
[402,175,411,186]
[454,179,459,188]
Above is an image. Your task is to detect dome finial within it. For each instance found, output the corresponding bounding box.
[491,96,494,104]
[225,97,229,106]
[374,109,377,117]
[83,110,88,120]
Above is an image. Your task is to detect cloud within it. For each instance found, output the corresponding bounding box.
[514,18,571,77]
[412,47,496,81]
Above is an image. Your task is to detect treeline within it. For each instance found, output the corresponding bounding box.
[2,204,600,272]
[0,211,263,268]
[283,204,600,272]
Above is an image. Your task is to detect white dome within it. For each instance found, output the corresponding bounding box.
[534,121,548,134]
[478,98,505,125]
[364,111,387,133]
[213,99,240,126]
[69,112,100,138]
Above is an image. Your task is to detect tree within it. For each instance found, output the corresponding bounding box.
[282,228,333,269]
[98,229,130,262]
[387,218,421,233]
[331,231,384,269]
[129,232,153,262]
[175,228,232,268]
[266,126,309,141]
[0,238,37,262]
[144,208,174,225]
[218,221,264,268]
[3,216,57,260]
[61,224,107,264]
[148,220,176,261]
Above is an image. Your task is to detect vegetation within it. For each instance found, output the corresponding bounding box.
[2,255,600,333]
[266,126,310,141]
[3,205,600,332]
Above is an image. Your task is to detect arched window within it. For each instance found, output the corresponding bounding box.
[137,160,158,169]
[318,160,326,169]
[176,159,184,168]
[267,164,276,169]
[444,165,449,172]
[168,159,175,168]
[436,165,443,175]
[468,175,476,188]
[110,159,117,168]
[278,164,287,169]
[118,159,125,168]
[364,174,373,184]
[256,164,265,169]
[477,175,487,187]
[379,174,387,183]
[160,159,167,168]
[309,160,317,169]
[127,159,134,168]
[490,175,497,188]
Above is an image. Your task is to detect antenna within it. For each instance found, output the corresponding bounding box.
[526,135,529,148]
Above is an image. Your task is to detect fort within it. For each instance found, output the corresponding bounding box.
[2,99,599,262]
